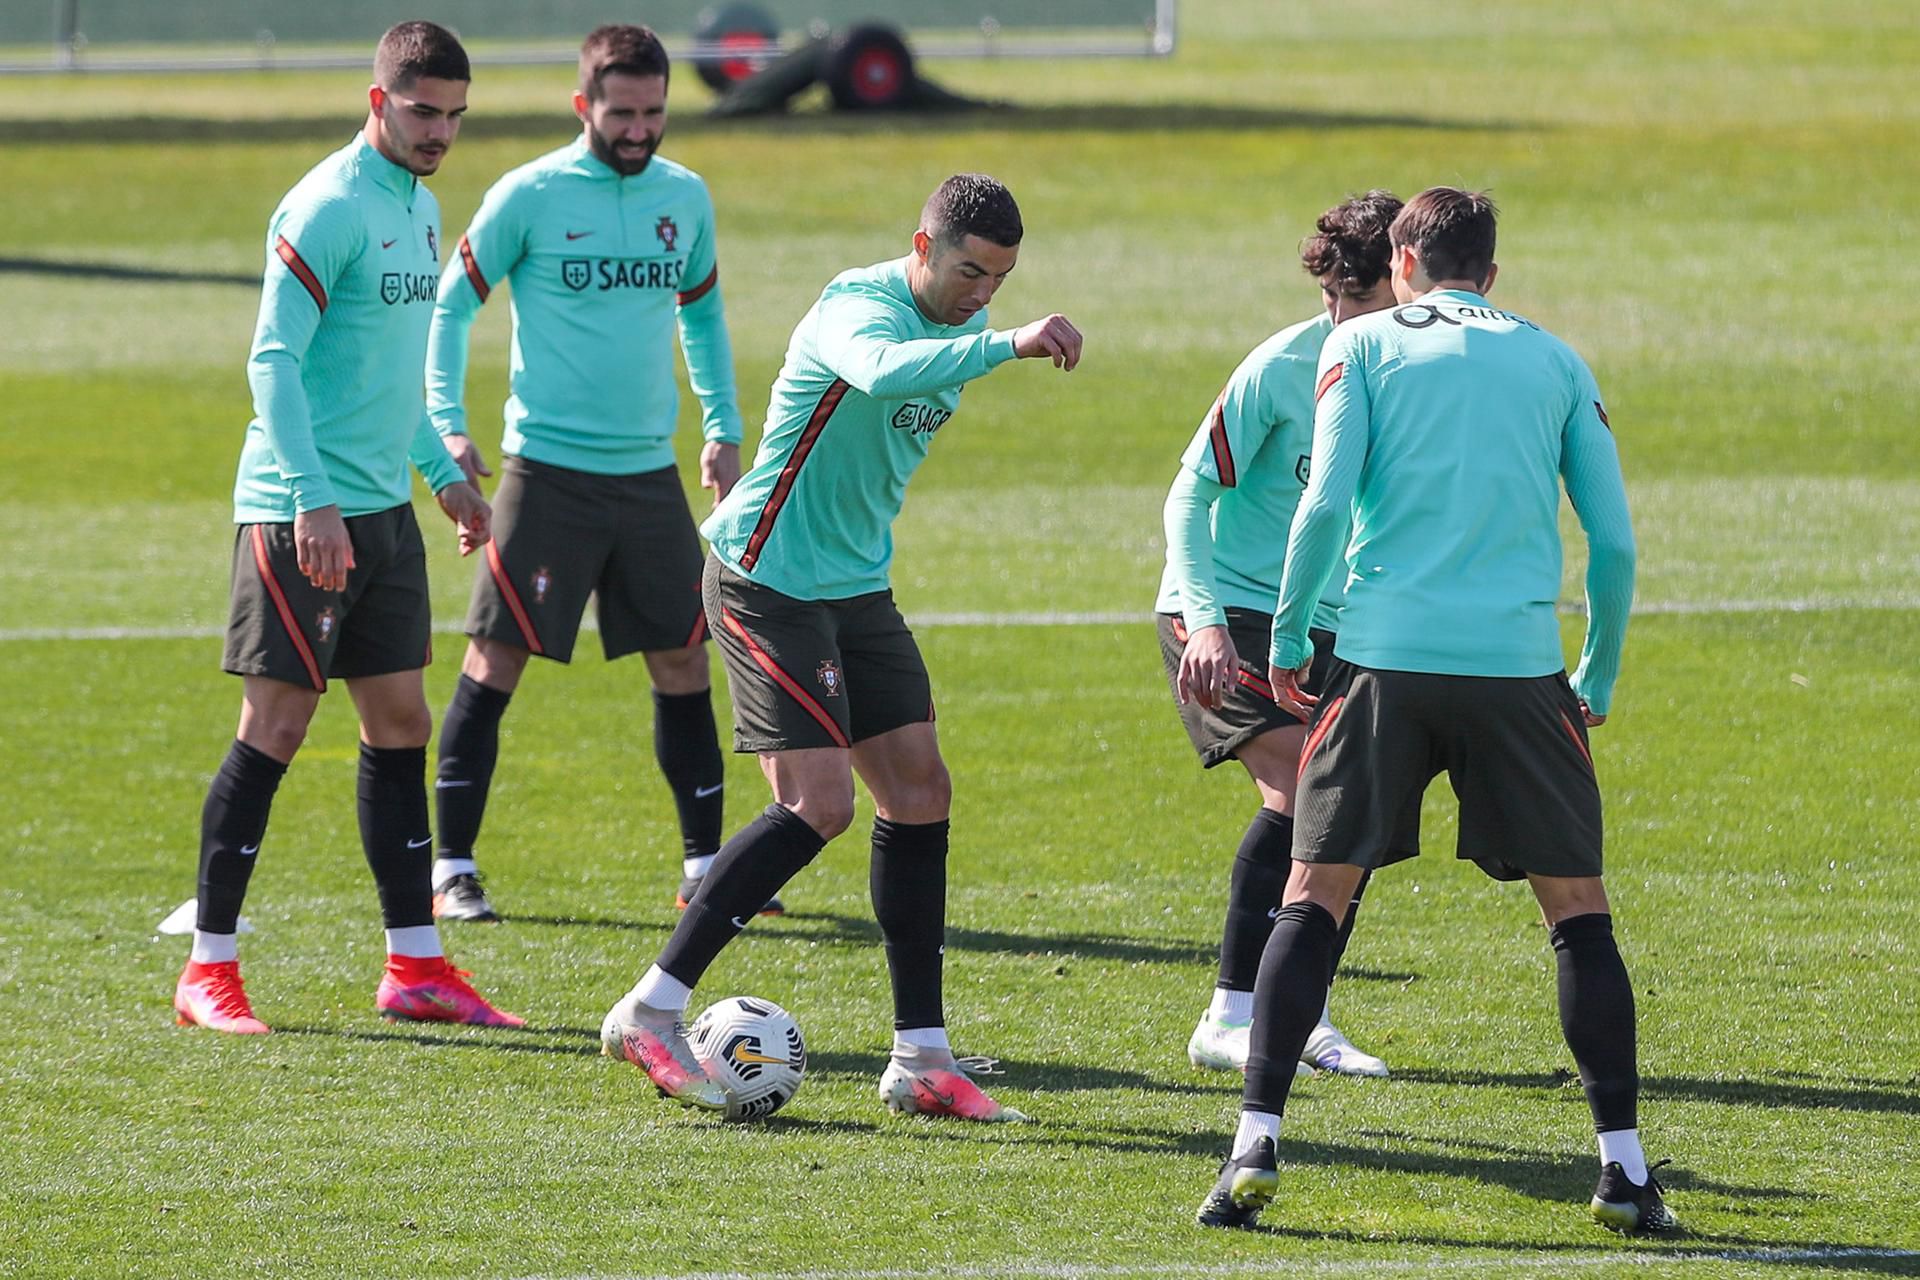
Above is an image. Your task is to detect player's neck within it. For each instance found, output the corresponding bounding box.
[360,119,412,177]
[1414,278,1486,298]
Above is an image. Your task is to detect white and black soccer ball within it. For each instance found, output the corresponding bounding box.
[686,995,807,1122]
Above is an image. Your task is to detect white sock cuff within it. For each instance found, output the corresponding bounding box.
[894,1026,951,1055]
[385,925,444,959]
[1597,1128,1648,1183]
[1233,1109,1281,1158]
[190,931,238,964]
[682,854,716,879]
[431,858,477,890]
[1211,987,1254,1023]
[632,965,692,1013]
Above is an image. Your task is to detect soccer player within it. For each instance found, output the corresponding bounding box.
[1195,188,1671,1234]
[173,22,521,1034]
[1157,193,1403,1081]
[424,24,748,924]
[599,174,1082,1119]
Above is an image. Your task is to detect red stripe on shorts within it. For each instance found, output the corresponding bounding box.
[1296,693,1346,780]
[484,542,543,655]
[741,379,848,571]
[719,607,849,748]
[250,526,325,691]
[274,236,328,313]
[1234,668,1273,699]
[684,609,709,648]
[1559,709,1594,770]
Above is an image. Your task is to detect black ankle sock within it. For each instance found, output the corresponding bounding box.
[435,675,512,862]
[1550,911,1639,1133]
[1218,808,1292,991]
[870,817,950,1030]
[1243,901,1339,1115]
[653,687,725,861]
[1327,869,1371,987]
[358,743,434,929]
[196,740,289,934]
[658,804,825,986]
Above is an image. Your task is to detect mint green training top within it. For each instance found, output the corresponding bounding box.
[235,134,464,522]
[1271,289,1637,715]
[1156,312,1345,634]
[703,256,1018,600]
[426,142,741,474]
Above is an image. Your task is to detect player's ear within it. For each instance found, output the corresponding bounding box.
[911,228,932,263]
[572,90,591,123]
[368,84,386,114]
[1480,261,1499,294]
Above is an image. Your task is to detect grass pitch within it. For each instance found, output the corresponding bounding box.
[2,2,1917,1278]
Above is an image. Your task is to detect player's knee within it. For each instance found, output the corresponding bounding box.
[791,790,855,841]
[645,645,710,695]
[464,638,530,689]
[248,720,309,763]
[363,702,434,749]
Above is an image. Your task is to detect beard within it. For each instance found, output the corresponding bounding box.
[589,123,662,177]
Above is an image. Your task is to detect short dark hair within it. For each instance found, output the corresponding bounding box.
[1390,186,1498,284]
[1299,190,1403,291]
[580,24,671,99]
[921,174,1023,250]
[373,21,469,91]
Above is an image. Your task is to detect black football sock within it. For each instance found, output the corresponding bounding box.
[1550,911,1640,1134]
[870,817,950,1031]
[657,804,825,986]
[435,674,512,863]
[653,687,725,862]
[195,740,289,934]
[358,743,434,929]
[1243,901,1339,1116]
[1326,868,1372,989]
[1217,808,1292,991]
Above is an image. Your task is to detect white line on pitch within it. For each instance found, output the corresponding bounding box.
[515,1245,1920,1280]
[3,597,1919,643]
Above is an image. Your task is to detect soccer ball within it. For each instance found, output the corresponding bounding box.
[686,996,807,1122]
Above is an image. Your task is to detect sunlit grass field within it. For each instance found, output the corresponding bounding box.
[1,3,1916,1278]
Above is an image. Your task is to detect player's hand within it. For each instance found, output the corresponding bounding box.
[294,504,354,592]
[1176,624,1239,709]
[1270,658,1318,722]
[1011,314,1083,371]
[1580,699,1606,729]
[436,480,492,556]
[445,433,493,484]
[701,441,741,504]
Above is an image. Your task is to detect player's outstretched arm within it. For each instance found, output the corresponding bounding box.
[1010,314,1083,371]
[817,291,1018,399]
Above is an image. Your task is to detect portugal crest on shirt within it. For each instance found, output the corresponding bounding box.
[655,216,678,251]
[427,225,438,260]
[561,259,592,291]
[815,660,842,697]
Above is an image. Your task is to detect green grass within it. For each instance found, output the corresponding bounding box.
[3,1,1918,1277]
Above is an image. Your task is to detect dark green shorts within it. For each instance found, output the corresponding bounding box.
[1156,610,1334,767]
[705,555,933,753]
[465,456,707,663]
[222,503,432,692]
[1294,662,1603,879]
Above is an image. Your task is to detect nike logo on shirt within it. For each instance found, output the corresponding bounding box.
[381,239,398,249]
[694,783,724,799]
[565,229,593,240]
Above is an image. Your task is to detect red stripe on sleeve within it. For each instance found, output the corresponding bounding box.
[250,526,326,691]
[484,543,543,655]
[719,608,849,748]
[1314,362,1344,404]
[676,265,719,306]
[741,379,849,571]
[457,235,490,302]
[274,236,328,313]
[1207,394,1237,488]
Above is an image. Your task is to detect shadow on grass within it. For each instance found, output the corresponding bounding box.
[0,103,1532,147]
[803,1048,1221,1099]
[505,911,674,936]
[1394,1067,1920,1117]
[775,909,1216,968]
[0,255,259,286]
[274,1021,601,1057]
